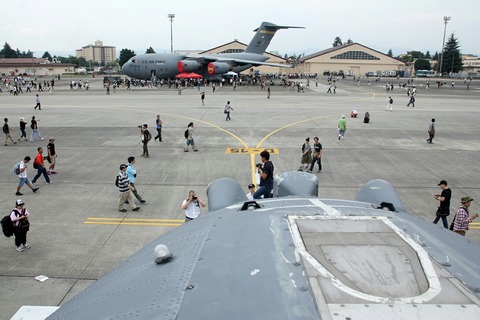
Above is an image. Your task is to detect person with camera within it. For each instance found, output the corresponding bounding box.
[253,150,274,199]
[432,180,451,229]
[10,199,31,252]
[140,124,151,158]
[181,190,206,222]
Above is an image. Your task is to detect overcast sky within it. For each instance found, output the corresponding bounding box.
[2,0,477,58]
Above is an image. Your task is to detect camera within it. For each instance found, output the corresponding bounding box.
[137,125,142,128]
[192,196,197,200]
[256,163,262,168]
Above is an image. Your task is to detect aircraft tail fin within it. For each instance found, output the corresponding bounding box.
[245,22,304,55]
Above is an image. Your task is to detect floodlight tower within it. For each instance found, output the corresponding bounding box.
[439,16,451,76]
[168,14,175,53]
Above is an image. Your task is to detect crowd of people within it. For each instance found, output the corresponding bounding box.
[2,74,478,254]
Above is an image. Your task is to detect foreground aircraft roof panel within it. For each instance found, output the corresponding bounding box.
[176,211,318,320]
[48,175,480,320]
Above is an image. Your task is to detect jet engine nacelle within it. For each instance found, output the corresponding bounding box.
[207,62,231,75]
[177,60,202,73]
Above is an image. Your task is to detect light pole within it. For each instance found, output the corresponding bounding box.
[167,14,175,53]
[439,16,451,76]
[31,51,36,77]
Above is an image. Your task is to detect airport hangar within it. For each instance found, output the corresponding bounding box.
[198,41,406,77]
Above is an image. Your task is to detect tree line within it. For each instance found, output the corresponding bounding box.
[328,34,463,73]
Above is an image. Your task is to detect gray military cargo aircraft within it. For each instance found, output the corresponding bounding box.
[121,22,303,80]
[47,172,480,319]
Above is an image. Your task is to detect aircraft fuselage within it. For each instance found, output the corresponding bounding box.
[121,52,268,80]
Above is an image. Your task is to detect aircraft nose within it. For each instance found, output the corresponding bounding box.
[121,61,130,74]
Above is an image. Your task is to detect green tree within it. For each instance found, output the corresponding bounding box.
[425,51,431,59]
[0,42,17,58]
[440,33,463,74]
[332,37,343,47]
[42,51,52,61]
[346,38,353,44]
[432,52,439,60]
[146,46,156,54]
[387,49,393,57]
[119,48,136,67]
[414,59,431,71]
[408,51,424,59]
[77,57,87,67]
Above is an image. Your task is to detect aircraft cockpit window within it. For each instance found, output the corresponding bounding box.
[131,59,135,63]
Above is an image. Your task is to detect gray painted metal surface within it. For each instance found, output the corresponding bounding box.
[47,174,480,319]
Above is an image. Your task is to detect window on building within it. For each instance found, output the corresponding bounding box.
[219,49,245,54]
[331,51,380,60]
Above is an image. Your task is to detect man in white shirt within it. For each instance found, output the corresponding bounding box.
[16,156,39,196]
[181,190,206,222]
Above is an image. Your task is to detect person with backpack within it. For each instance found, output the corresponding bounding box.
[10,199,31,252]
[386,96,393,111]
[140,124,151,158]
[3,117,17,146]
[16,156,39,196]
[184,122,198,152]
[224,101,233,121]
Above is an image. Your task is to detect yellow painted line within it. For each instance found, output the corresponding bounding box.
[84,221,182,226]
[226,147,279,154]
[84,217,183,227]
[161,112,249,149]
[255,114,339,149]
[85,218,183,222]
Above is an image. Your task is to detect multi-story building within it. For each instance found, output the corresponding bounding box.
[461,54,480,78]
[76,40,116,65]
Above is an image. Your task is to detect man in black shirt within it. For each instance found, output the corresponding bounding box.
[47,137,57,174]
[308,137,322,173]
[433,180,452,229]
[253,151,274,199]
[140,124,151,158]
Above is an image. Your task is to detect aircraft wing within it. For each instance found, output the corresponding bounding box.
[187,54,292,68]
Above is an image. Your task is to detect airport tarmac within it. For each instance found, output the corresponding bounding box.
[1,76,479,319]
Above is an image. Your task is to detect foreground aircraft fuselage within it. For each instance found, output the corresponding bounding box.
[121,22,303,80]
[47,172,480,320]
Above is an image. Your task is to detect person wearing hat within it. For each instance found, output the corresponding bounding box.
[433,180,452,229]
[47,137,58,174]
[338,115,346,140]
[246,183,256,200]
[140,124,151,158]
[452,197,478,236]
[18,117,28,141]
[10,199,31,252]
[117,164,140,212]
